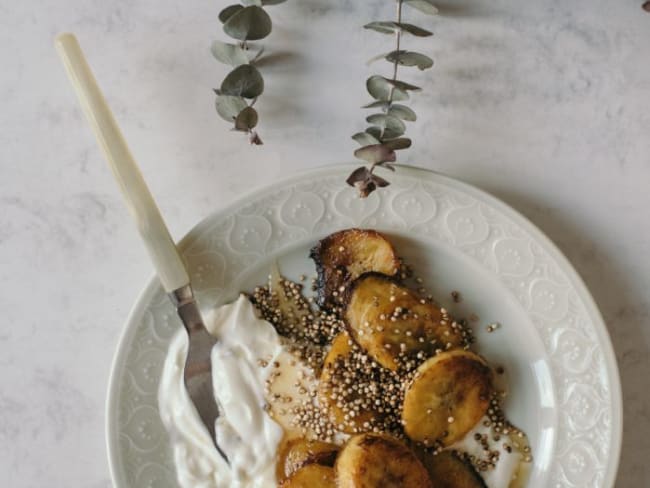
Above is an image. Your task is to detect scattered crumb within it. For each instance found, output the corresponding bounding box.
[486,323,500,333]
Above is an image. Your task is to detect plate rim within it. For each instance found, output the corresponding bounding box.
[105,163,622,487]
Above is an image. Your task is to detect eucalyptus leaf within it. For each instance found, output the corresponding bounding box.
[261,0,288,4]
[400,23,433,37]
[366,126,382,140]
[366,125,403,140]
[386,78,421,92]
[367,75,409,102]
[371,173,391,187]
[382,128,404,140]
[364,21,433,37]
[346,166,389,197]
[386,50,434,70]
[383,138,412,150]
[363,21,396,34]
[346,166,372,186]
[354,144,397,164]
[387,104,417,121]
[366,113,406,135]
[215,95,248,121]
[235,106,259,130]
[352,132,381,146]
[362,100,390,110]
[224,5,272,41]
[404,0,439,15]
[219,4,244,23]
[211,40,250,66]
[220,64,264,98]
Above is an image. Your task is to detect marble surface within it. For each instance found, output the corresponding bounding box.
[0,0,648,486]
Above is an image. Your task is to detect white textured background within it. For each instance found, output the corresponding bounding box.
[1,0,648,486]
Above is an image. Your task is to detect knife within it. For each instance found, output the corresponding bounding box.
[55,32,228,462]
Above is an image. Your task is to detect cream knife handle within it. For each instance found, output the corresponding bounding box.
[55,33,190,293]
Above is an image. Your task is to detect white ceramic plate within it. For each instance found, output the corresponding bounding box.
[106,165,622,488]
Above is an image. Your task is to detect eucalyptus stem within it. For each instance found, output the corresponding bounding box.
[348,0,438,197]
[390,0,404,95]
[212,1,287,145]
[384,0,403,141]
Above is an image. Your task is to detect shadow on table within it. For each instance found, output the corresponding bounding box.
[482,186,649,486]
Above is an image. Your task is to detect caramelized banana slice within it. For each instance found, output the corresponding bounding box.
[421,450,487,488]
[345,273,465,370]
[280,464,336,488]
[310,229,400,308]
[403,350,492,446]
[278,438,339,480]
[318,333,382,434]
[336,433,433,488]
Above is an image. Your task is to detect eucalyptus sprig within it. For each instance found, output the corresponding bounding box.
[347,0,438,197]
[212,0,287,145]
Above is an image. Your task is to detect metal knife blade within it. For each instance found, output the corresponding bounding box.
[170,285,229,463]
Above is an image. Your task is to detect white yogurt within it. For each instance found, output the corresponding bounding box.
[158,295,285,488]
[452,416,530,488]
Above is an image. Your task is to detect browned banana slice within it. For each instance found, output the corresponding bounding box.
[279,464,336,488]
[318,333,381,434]
[335,433,433,488]
[278,438,339,480]
[345,273,465,370]
[310,229,400,308]
[421,450,487,488]
[402,350,492,446]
